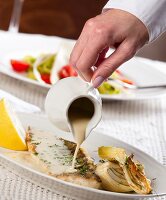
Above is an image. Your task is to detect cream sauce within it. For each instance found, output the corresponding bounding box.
[28,129,76,174]
[68,97,94,168]
[3,129,77,175]
[3,151,47,173]
[4,97,94,174]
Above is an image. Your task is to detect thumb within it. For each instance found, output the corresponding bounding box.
[92,41,136,88]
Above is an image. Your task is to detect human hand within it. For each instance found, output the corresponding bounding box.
[70,9,149,88]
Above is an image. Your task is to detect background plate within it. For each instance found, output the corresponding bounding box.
[1,48,166,100]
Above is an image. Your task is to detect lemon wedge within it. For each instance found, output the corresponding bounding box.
[0,98,27,150]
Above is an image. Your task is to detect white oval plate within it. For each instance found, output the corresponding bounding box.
[1,49,166,100]
[0,113,166,200]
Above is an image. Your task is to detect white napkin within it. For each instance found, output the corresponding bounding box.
[0,89,41,113]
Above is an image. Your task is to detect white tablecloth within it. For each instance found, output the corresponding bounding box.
[0,31,166,200]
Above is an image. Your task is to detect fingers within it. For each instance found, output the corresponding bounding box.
[95,47,109,67]
[70,17,109,81]
[74,37,108,81]
[74,66,94,81]
[92,41,136,88]
[70,18,95,68]
[70,32,88,68]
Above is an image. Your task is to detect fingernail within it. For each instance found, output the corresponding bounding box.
[93,76,104,88]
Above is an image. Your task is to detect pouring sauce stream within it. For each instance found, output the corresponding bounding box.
[68,97,94,169]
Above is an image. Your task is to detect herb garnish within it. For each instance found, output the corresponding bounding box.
[79,165,89,175]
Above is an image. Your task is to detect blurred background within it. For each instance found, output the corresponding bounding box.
[0,0,165,61]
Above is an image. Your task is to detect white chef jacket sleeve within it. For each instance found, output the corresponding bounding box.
[103,0,166,42]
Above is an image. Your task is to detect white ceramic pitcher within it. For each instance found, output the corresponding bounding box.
[45,77,102,140]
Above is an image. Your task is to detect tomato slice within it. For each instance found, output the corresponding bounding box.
[120,78,134,85]
[41,74,51,84]
[58,65,77,79]
[59,67,69,79]
[115,70,134,85]
[11,59,30,72]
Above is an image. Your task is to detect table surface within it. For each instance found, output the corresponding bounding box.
[0,31,166,200]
